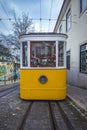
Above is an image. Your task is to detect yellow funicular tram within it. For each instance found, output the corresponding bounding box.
[20,33,67,100]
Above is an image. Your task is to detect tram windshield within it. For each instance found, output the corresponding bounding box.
[30,41,56,67]
[21,41,65,68]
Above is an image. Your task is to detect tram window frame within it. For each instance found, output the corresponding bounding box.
[30,41,56,67]
[80,43,87,73]
[22,42,28,67]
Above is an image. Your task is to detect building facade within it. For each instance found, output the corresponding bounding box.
[0,44,20,81]
[54,0,87,88]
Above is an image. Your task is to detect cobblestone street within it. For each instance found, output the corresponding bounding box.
[0,84,87,130]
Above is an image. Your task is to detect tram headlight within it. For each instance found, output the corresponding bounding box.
[39,75,48,84]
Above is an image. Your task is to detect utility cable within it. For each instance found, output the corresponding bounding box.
[48,0,53,32]
[40,0,42,32]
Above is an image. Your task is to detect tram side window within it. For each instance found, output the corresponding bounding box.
[58,42,64,66]
[22,42,28,67]
[30,41,56,67]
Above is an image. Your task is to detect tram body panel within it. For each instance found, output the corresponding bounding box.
[20,69,66,100]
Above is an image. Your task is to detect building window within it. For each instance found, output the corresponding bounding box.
[22,42,28,67]
[66,50,70,70]
[80,43,87,73]
[80,0,87,13]
[66,9,71,31]
[59,25,62,33]
[58,42,64,66]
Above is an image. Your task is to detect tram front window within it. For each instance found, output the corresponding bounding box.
[30,41,56,67]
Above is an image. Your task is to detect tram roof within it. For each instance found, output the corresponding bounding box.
[19,32,68,41]
[20,32,67,37]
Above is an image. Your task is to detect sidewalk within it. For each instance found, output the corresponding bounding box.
[67,84,87,112]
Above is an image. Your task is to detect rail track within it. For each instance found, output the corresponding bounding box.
[17,100,87,130]
[18,102,33,130]
[0,85,18,98]
[48,101,75,130]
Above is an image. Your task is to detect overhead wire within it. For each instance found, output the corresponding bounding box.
[0,0,13,34]
[40,0,42,32]
[0,18,77,24]
[1,0,14,25]
[0,0,76,33]
[0,0,57,33]
[0,0,9,17]
[48,0,53,32]
[0,18,57,21]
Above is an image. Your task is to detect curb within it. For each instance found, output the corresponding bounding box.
[67,94,87,113]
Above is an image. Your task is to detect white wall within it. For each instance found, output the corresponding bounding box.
[57,0,87,87]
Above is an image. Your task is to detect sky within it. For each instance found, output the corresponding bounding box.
[0,0,64,35]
